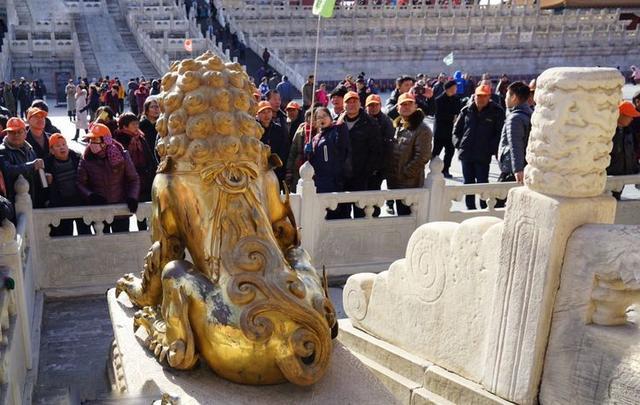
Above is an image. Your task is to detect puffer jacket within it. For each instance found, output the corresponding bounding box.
[0,139,44,207]
[453,100,505,164]
[498,103,533,174]
[388,109,433,189]
[77,146,140,204]
[309,123,350,193]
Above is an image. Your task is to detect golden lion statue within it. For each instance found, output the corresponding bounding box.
[115,52,336,386]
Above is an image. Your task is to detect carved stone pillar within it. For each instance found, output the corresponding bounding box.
[481,67,623,405]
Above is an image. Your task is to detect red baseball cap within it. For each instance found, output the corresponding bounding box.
[48,133,66,148]
[475,85,492,96]
[343,91,359,103]
[3,117,26,132]
[26,107,47,120]
[398,92,416,105]
[365,94,381,106]
[256,101,273,114]
[285,101,301,110]
[84,123,112,139]
[619,101,640,118]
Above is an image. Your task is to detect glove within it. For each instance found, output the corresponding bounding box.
[126,197,138,213]
[88,193,107,205]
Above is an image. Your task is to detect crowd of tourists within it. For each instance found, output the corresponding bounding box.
[0,66,636,233]
[0,75,161,234]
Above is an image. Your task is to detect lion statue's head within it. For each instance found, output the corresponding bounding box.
[154,51,267,181]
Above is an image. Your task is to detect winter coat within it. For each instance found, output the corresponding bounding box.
[113,129,158,202]
[434,93,462,141]
[3,85,15,114]
[77,146,140,204]
[498,103,533,174]
[139,117,158,152]
[341,109,383,191]
[0,139,45,207]
[45,151,84,207]
[388,109,433,189]
[76,90,89,130]
[26,130,51,160]
[309,124,350,193]
[370,111,395,179]
[453,100,505,164]
[88,90,100,111]
[17,83,30,105]
[134,87,149,115]
[105,91,120,114]
[302,82,314,107]
[275,80,294,106]
[259,121,289,184]
[286,122,313,189]
[65,84,76,110]
[607,126,639,176]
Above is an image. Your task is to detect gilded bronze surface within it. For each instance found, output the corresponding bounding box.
[115,52,336,386]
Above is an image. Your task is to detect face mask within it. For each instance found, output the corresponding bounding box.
[89,143,103,154]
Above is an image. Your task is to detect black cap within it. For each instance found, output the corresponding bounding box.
[444,80,457,90]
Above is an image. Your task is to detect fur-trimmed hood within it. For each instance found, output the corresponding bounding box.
[393,108,426,131]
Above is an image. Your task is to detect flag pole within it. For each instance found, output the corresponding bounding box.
[310,14,321,112]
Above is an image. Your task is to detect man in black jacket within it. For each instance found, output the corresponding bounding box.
[341,91,383,218]
[453,84,505,210]
[256,101,288,189]
[433,80,461,178]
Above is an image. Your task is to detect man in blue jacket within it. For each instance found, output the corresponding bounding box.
[453,84,505,210]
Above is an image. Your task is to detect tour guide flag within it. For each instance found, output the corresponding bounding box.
[443,51,454,66]
[313,0,336,18]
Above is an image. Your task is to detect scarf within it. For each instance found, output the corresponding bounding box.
[83,136,125,167]
[118,127,147,168]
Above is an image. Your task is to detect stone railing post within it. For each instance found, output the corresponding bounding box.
[482,68,623,404]
[425,157,446,222]
[296,162,317,259]
[14,176,39,291]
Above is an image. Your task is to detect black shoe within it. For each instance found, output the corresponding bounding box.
[443,171,453,179]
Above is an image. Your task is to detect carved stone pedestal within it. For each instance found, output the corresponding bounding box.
[106,289,397,405]
[482,188,616,404]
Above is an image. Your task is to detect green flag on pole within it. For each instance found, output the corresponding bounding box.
[443,51,454,66]
[313,0,336,18]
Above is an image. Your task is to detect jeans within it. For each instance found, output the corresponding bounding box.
[461,160,490,210]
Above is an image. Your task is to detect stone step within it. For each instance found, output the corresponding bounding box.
[338,320,512,405]
[338,319,431,383]
[84,393,170,404]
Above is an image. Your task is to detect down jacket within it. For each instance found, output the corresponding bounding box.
[387,109,433,189]
[453,100,505,164]
[498,103,533,174]
[77,146,140,204]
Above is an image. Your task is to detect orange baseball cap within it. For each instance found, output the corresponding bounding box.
[2,117,26,132]
[48,133,66,148]
[256,101,273,114]
[343,91,359,103]
[398,92,416,105]
[84,123,112,139]
[26,107,48,120]
[285,101,301,110]
[475,85,492,96]
[365,94,381,106]
[619,101,640,118]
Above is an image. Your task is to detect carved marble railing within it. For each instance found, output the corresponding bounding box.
[0,177,39,405]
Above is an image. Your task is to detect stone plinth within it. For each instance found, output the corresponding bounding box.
[106,289,397,405]
[482,188,616,404]
[540,225,640,404]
